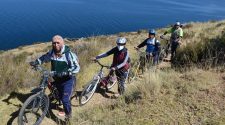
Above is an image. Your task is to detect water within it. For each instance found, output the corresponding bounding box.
[0,0,225,50]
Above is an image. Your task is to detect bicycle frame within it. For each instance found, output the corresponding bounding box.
[31,66,55,94]
[94,60,110,84]
[160,36,171,55]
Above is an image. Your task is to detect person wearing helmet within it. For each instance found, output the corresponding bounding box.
[135,29,161,65]
[92,37,130,96]
[161,21,183,59]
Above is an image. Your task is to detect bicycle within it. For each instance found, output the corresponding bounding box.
[18,65,73,125]
[127,47,155,83]
[159,35,171,62]
[79,60,117,105]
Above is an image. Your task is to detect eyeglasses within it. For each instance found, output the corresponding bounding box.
[117,43,125,45]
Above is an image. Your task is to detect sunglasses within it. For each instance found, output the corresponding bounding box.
[117,43,126,45]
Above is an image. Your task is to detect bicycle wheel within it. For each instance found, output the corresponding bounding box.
[158,48,167,63]
[79,77,100,105]
[127,61,141,83]
[18,92,49,125]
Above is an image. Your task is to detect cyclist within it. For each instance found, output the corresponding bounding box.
[92,37,130,96]
[30,35,80,118]
[135,29,161,65]
[161,21,183,59]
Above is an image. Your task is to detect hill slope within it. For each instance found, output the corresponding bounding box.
[1,20,225,125]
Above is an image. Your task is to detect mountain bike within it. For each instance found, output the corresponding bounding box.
[18,65,73,125]
[159,35,171,62]
[79,60,117,105]
[127,48,155,83]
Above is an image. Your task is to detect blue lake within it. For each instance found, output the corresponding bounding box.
[0,0,225,50]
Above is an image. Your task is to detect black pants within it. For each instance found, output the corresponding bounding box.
[115,70,128,95]
[171,42,179,59]
[146,52,159,65]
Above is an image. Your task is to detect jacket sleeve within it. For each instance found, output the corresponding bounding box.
[178,28,183,37]
[37,50,52,64]
[96,47,116,59]
[115,51,129,69]
[137,39,148,48]
[68,52,80,74]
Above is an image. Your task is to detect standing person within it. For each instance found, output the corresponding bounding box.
[161,21,183,59]
[92,37,130,96]
[135,29,161,65]
[30,35,80,119]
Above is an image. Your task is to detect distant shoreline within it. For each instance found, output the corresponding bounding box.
[1,19,225,53]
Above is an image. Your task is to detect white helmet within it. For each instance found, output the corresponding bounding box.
[175,21,181,26]
[116,37,127,45]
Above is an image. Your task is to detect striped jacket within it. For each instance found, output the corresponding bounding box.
[37,45,80,74]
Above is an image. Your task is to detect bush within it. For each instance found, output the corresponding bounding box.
[173,33,225,68]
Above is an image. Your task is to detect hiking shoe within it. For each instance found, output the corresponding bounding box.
[57,111,66,117]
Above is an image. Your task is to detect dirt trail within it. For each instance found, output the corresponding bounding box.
[1,61,171,125]
[0,84,120,125]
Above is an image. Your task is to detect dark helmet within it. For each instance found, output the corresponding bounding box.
[149,29,156,35]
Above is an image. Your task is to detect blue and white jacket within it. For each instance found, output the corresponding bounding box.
[137,38,160,53]
[36,45,80,75]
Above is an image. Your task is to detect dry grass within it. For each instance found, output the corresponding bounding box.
[69,69,225,125]
[1,20,225,124]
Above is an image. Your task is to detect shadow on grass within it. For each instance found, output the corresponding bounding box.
[46,90,83,124]
[6,109,20,125]
[2,91,33,107]
[96,87,117,99]
[46,103,67,125]
[1,91,33,125]
[3,91,81,125]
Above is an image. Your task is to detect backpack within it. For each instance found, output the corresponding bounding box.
[50,50,74,68]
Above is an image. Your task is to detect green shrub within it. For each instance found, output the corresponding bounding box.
[173,33,225,68]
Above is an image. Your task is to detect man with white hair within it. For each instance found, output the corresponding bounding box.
[30,35,80,119]
[161,21,183,60]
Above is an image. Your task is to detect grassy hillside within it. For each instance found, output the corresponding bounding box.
[71,69,225,124]
[1,20,225,125]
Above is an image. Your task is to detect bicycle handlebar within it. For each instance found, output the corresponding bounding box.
[31,65,71,77]
[94,60,110,69]
[134,47,154,56]
[160,35,170,42]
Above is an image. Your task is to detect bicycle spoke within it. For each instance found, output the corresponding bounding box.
[31,97,39,113]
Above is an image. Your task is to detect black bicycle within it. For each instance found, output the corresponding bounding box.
[79,60,117,105]
[128,47,155,83]
[18,65,72,125]
[159,35,171,62]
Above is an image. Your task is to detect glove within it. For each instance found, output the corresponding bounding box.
[160,35,164,39]
[134,47,139,50]
[67,71,73,76]
[29,60,39,66]
[56,71,72,78]
[111,67,116,71]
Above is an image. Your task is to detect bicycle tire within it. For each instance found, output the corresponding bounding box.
[158,48,167,63]
[79,77,100,106]
[127,61,141,83]
[18,92,49,125]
